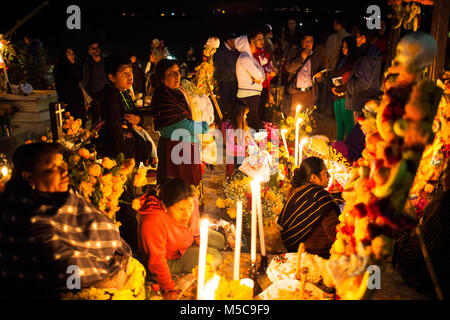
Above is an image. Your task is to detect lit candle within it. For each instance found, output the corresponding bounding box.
[281,129,289,157]
[255,178,266,257]
[298,137,308,167]
[250,180,258,263]
[233,201,243,280]
[295,104,301,118]
[197,219,209,300]
[294,118,303,166]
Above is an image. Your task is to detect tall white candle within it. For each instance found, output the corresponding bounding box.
[294,118,302,166]
[197,219,209,300]
[250,180,258,263]
[299,137,308,167]
[233,201,243,280]
[255,178,266,257]
[281,129,289,157]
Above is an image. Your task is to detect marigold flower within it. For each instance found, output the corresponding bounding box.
[41,136,47,142]
[305,125,312,133]
[424,183,434,193]
[78,148,91,159]
[227,207,237,219]
[88,164,102,177]
[286,116,295,125]
[102,157,115,169]
[25,139,33,144]
[133,167,148,187]
[216,198,225,208]
[79,181,93,198]
[132,198,142,211]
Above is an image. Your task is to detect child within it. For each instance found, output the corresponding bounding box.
[221,99,250,177]
[95,55,157,167]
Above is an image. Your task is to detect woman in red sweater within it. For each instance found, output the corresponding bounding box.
[137,177,225,300]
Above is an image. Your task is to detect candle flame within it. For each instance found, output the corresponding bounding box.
[240,278,254,289]
[201,219,209,228]
[202,274,221,300]
[1,166,8,177]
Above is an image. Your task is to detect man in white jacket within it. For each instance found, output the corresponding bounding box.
[235,30,266,129]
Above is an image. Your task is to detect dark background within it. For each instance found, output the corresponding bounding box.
[0,0,435,65]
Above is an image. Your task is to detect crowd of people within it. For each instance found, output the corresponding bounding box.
[1,14,449,301]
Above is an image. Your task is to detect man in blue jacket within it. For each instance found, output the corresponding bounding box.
[345,25,382,120]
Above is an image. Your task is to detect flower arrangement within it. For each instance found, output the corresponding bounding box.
[216,171,286,230]
[330,39,443,265]
[66,149,135,223]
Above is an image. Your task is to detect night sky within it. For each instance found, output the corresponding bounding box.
[1,0,419,65]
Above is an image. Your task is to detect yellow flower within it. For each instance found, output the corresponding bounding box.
[88,164,102,177]
[78,148,92,159]
[120,158,135,175]
[133,167,148,187]
[216,198,225,208]
[286,116,295,125]
[305,125,312,133]
[132,198,141,211]
[79,181,93,198]
[424,183,435,193]
[227,207,237,219]
[102,157,115,169]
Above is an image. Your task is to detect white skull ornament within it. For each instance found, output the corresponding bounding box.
[394,32,437,72]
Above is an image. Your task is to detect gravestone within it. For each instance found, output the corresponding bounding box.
[0,90,57,138]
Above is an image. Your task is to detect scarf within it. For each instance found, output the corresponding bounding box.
[151,86,192,131]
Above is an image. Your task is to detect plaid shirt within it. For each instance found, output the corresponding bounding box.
[0,182,131,298]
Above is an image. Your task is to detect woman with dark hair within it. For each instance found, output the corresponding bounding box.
[331,36,357,141]
[0,142,134,299]
[277,157,340,258]
[150,59,210,190]
[137,177,225,300]
[53,48,87,125]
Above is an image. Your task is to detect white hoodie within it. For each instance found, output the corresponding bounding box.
[234,35,266,98]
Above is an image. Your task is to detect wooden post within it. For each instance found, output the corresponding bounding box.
[429,0,450,80]
[49,102,64,140]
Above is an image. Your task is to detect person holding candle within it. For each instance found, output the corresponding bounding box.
[137,177,225,300]
[277,157,340,258]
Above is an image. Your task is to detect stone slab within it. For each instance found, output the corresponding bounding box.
[0,90,57,113]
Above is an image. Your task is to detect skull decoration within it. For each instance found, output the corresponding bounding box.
[393,32,437,72]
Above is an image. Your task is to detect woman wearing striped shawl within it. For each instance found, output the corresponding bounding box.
[0,142,137,299]
[277,157,340,258]
[151,59,210,188]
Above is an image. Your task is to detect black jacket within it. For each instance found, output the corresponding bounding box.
[345,43,382,112]
[214,43,239,83]
[53,57,85,121]
[82,56,109,95]
[95,86,149,162]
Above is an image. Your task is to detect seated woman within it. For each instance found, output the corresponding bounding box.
[393,157,450,299]
[277,157,340,258]
[137,177,225,300]
[0,142,140,299]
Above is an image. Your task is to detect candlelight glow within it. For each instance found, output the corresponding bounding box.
[240,278,254,289]
[202,274,221,300]
[1,166,8,177]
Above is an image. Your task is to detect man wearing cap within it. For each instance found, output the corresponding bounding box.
[215,32,240,119]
